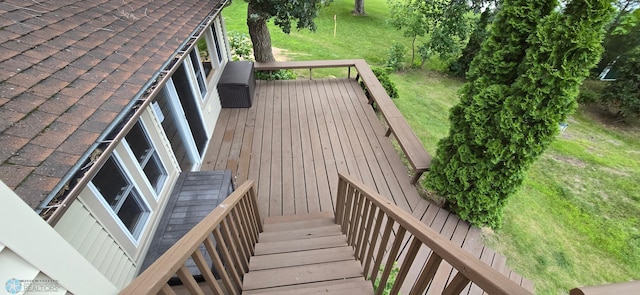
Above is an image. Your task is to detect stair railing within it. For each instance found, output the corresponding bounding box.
[120,180,262,295]
[335,172,533,295]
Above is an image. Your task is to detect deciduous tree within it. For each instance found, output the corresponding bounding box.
[354,0,366,15]
[247,0,330,62]
[426,0,613,228]
[388,0,493,68]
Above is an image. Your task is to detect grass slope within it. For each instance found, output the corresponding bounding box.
[222,1,640,294]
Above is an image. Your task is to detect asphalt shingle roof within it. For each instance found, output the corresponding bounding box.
[0,0,224,208]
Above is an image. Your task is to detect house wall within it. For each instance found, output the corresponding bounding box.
[53,197,139,289]
[50,14,232,289]
[0,181,117,295]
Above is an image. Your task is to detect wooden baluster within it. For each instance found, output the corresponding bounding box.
[363,206,384,278]
[249,187,263,232]
[390,236,422,295]
[203,235,238,295]
[353,198,371,258]
[230,206,251,260]
[348,191,365,246]
[335,177,347,226]
[376,227,406,295]
[160,284,177,295]
[409,252,443,295]
[176,264,205,295]
[237,198,255,249]
[191,247,225,294]
[370,217,395,283]
[442,272,471,295]
[342,184,355,235]
[220,219,249,273]
[213,227,243,288]
[358,202,377,262]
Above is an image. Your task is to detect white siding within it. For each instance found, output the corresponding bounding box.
[0,181,117,294]
[54,199,136,289]
[0,246,68,295]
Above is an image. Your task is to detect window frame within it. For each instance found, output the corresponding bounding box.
[123,119,168,197]
[89,153,151,243]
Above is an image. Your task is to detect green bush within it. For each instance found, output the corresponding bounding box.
[373,67,399,99]
[228,31,253,61]
[577,88,600,104]
[360,67,399,100]
[386,42,406,71]
[255,69,297,80]
[373,263,399,295]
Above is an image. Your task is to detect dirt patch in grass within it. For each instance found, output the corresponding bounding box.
[550,154,587,168]
[599,166,630,177]
[272,47,289,61]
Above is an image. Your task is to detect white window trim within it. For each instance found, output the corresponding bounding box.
[88,151,152,245]
[183,54,207,102]
[164,79,203,171]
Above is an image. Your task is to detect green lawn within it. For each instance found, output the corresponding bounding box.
[222,1,640,294]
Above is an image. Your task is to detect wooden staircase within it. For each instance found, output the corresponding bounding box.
[242,212,374,295]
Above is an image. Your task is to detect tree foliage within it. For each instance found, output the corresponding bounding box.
[601,47,640,118]
[596,0,640,73]
[425,0,613,228]
[449,8,495,77]
[247,0,330,62]
[387,0,475,67]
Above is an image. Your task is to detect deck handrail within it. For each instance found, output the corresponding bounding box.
[570,281,640,295]
[335,172,533,295]
[119,180,262,295]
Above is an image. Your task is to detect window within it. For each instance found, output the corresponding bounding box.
[125,120,168,194]
[92,156,150,239]
[196,37,214,77]
[189,49,208,98]
[211,25,223,63]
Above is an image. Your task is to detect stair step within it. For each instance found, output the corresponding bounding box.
[259,224,343,242]
[242,277,366,295]
[264,211,334,224]
[245,280,374,295]
[254,235,348,255]
[250,245,356,271]
[262,216,336,233]
[242,260,365,291]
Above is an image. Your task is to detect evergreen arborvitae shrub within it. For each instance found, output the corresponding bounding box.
[425,0,613,228]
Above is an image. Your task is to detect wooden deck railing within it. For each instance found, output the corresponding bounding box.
[119,180,262,295]
[570,281,640,295]
[335,172,533,295]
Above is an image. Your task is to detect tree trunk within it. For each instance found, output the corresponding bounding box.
[247,1,275,62]
[353,0,365,15]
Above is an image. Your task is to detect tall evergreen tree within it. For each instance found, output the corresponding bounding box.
[426,0,613,228]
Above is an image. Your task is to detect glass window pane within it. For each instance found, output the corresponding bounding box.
[117,192,145,234]
[196,37,213,77]
[189,50,207,98]
[143,153,166,193]
[93,157,128,208]
[126,121,151,164]
[211,25,223,62]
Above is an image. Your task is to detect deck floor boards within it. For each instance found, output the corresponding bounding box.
[204,78,532,293]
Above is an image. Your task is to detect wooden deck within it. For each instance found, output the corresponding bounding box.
[202,78,533,293]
